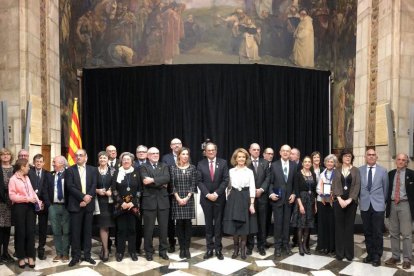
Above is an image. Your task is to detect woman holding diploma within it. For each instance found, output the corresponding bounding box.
[290,156,317,256]
[316,154,337,255]
[332,149,360,261]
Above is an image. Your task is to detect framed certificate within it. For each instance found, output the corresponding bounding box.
[323,184,331,196]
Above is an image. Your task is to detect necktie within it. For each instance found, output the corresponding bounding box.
[79,166,86,194]
[57,172,63,201]
[253,160,258,173]
[153,163,157,170]
[395,170,400,204]
[209,160,214,181]
[283,165,288,182]
[367,167,373,192]
[110,161,114,168]
[36,170,41,190]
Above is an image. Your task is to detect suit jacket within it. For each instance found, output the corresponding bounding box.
[44,170,68,208]
[28,168,52,202]
[161,153,176,167]
[269,159,297,206]
[386,168,414,219]
[197,157,229,205]
[66,164,97,213]
[133,159,148,170]
[140,162,170,210]
[248,158,270,204]
[359,164,389,212]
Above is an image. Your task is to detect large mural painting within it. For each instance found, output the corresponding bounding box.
[60,0,356,150]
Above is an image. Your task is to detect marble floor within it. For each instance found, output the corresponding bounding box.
[1,233,413,276]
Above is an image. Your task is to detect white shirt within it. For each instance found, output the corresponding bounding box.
[366,164,376,181]
[282,159,289,175]
[54,171,65,203]
[229,167,255,198]
[207,158,217,174]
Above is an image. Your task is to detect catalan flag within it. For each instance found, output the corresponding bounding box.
[68,98,82,166]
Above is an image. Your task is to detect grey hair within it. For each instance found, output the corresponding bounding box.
[324,154,338,166]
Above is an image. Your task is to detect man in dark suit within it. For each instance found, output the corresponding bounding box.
[290,148,302,171]
[66,149,97,267]
[46,156,70,262]
[106,145,120,169]
[269,144,297,258]
[197,142,229,260]
[161,138,182,252]
[246,143,270,256]
[140,147,171,261]
[134,145,148,169]
[28,154,52,260]
[385,153,414,269]
[359,149,389,267]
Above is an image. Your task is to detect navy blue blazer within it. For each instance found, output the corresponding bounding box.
[197,157,229,205]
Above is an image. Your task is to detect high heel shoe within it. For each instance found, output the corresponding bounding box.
[28,258,35,268]
[102,250,109,262]
[18,260,26,269]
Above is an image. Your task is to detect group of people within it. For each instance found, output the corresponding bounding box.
[0,139,413,270]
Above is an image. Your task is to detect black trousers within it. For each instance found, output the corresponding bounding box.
[36,211,48,251]
[334,200,357,260]
[13,203,36,259]
[168,195,176,246]
[201,201,225,251]
[272,202,292,250]
[361,204,384,262]
[135,214,143,252]
[70,209,93,260]
[316,201,335,252]
[143,207,169,255]
[0,227,11,255]
[247,200,268,250]
[176,219,192,250]
[117,212,136,254]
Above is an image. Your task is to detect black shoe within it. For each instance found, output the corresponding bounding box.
[83,258,96,265]
[258,248,266,256]
[37,249,46,260]
[246,248,252,255]
[372,260,381,267]
[146,254,153,261]
[3,253,14,263]
[116,253,123,262]
[216,251,224,260]
[363,256,372,263]
[203,250,213,259]
[285,248,293,256]
[68,258,79,267]
[168,244,175,253]
[179,249,186,259]
[18,260,26,269]
[130,253,138,261]
[185,249,191,259]
[274,249,281,258]
[159,253,169,260]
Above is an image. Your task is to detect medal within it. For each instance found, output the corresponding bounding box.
[308,190,312,195]
[127,187,130,191]
[344,186,348,191]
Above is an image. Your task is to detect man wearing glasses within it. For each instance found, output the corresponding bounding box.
[66,149,97,267]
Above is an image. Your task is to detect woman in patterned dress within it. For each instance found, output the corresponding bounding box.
[0,148,14,264]
[170,147,198,259]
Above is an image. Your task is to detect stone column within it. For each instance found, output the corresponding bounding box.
[0,0,60,167]
[354,0,414,169]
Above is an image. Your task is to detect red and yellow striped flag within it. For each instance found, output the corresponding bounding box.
[68,98,82,166]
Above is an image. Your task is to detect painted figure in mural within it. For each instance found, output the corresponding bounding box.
[312,5,332,62]
[76,10,94,65]
[258,10,286,57]
[218,8,250,55]
[180,15,200,53]
[292,9,314,68]
[162,3,185,64]
[255,0,273,18]
[239,18,261,61]
[285,4,300,58]
[133,0,152,50]
[141,2,164,64]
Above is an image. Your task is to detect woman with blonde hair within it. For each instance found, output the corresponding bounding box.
[223,148,257,260]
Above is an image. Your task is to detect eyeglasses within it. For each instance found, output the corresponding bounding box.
[137,151,147,154]
[264,152,274,155]
[75,154,85,157]
[148,152,159,155]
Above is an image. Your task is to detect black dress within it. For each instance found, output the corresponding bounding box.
[94,167,115,228]
[291,171,317,228]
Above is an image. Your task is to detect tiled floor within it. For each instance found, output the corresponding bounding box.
[1,234,413,275]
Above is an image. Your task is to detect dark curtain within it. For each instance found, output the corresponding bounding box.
[81,64,330,165]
